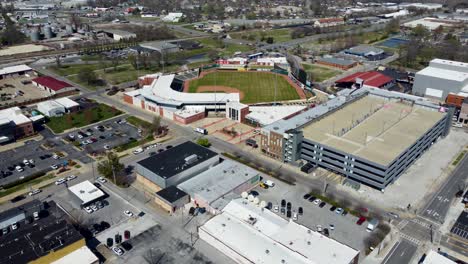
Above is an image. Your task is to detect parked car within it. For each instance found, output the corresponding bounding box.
[133,148,144,155]
[323,228,329,237]
[292,212,298,221]
[329,224,335,230]
[319,202,326,208]
[66,175,77,181]
[263,180,275,188]
[298,207,303,215]
[357,216,366,225]
[313,199,321,205]
[55,178,66,185]
[273,205,279,213]
[281,199,286,207]
[335,208,344,214]
[316,225,323,232]
[97,177,107,183]
[112,246,124,256]
[51,164,59,170]
[84,207,93,214]
[303,194,311,200]
[104,145,111,150]
[329,206,337,211]
[259,182,268,189]
[28,189,41,196]
[124,210,133,217]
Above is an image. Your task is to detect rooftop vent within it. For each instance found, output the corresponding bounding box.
[184,154,198,165]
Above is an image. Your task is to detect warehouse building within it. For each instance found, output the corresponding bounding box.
[0,65,34,79]
[32,76,74,95]
[178,159,261,214]
[102,29,136,41]
[37,98,80,117]
[343,45,385,60]
[316,56,358,70]
[260,87,452,190]
[0,200,43,230]
[412,59,468,101]
[135,141,219,192]
[335,71,394,89]
[200,198,360,264]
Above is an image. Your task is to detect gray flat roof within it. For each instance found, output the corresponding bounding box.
[318,57,356,66]
[303,95,445,165]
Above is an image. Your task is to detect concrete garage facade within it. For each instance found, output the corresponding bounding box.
[261,87,452,190]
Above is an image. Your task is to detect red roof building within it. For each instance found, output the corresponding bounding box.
[32,76,74,95]
[335,71,394,89]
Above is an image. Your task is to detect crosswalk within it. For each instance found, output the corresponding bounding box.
[411,218,434,229]
[400,233,422,245]
[396,219,409,230]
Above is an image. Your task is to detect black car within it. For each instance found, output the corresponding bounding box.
[121,241,133,251]
[281,199,286,207]
[286,210,291,218]
[286,202,292,210]
[330,206,337,211]
[249,190,259,197]
[303,194,311,200]
[342,210,348,216]
[7,166,14,171]
[10,195,25,203]
[39,155,46,160]
[99,135,106,139]
[319,202,326,208]
[157,149,164,153]
[323,228,329,237]
[308,196,316,202]
[166,145,173,149]
[4,171,12,177]
[298,207,303,215]
[267,202,273,210]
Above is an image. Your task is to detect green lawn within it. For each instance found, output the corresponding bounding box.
[188,71,300,104]
[98,64,154,85]
[50,64,103,76]
[231,28,292,43]
[46,103,122,133]
[302,63,341,82]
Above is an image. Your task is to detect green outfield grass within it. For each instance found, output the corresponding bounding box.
[188,71,300,104]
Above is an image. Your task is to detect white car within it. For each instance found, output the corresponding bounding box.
[52,154,60,159]
[329,224,335,230]
[97,177,107,183]
[51,164,59,170]
[292,212,298,221]
[23,159,29,165]
[313,199,321,205]
[81,141,89,145]
[15,166,24,172]
[28,189,41,196]
[91,205,98,211]
[77,134,84,139]
[68,134,75,139]
[86,139,93,144]
[29,159,34,164]
[335,208,344,214]
[273,205,279,213]
[84,207,93,214]
[55,178,66,185]
[11,223,18,230]
[104,145,111,150]
[124,210,134,217]
[133,148,144,155]
[66,175,77,181]
[112,246,124,256]
[263,180,275,188]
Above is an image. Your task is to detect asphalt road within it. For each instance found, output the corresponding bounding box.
[420,154,468,224]
[382,239,418,264]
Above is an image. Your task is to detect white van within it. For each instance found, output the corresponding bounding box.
[263,180,275,188]
[194,127,208,135]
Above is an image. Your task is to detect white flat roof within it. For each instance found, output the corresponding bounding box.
[68,180,105,204]
[38,100,65,110]
[422,250,456,264]
[416,66,468,82]
[140,74,240,107]
[0,107,31,125]
[177,160,259,210]
[200,199,359,264]
[246,105,306,126]
[51,246,98,264]
[55,97,79,108]
[0,65,32,76]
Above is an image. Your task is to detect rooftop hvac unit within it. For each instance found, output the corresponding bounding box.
[184,154,198,165]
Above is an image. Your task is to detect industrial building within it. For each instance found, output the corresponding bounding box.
[199,198,360,264]
[402,17,463,31]
[162,12,183,22]
[68,180,106,208]
[0,107,42,143]
[0,64,34,79]
[316,57,358,70]
[177,159,261,214]
[412,59,468,101]
[135,141,219,192]
[123,74,240,124]
[102,29,136,41]
[343,45,385,60]
[32,76,74,95]
[37,97,79,117]
[335,71,394,89]
[260,87,452,190]
[0,200,43,231]
[154,186,189,213]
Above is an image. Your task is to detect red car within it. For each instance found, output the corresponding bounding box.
[356,216,366,225]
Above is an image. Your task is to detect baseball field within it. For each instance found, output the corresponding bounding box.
[187,71,304,104]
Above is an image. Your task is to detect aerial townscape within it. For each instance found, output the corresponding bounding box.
[0,0,468,263]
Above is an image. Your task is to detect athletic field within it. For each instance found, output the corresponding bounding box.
[187,71,302,104]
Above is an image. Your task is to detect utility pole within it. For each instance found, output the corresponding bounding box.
[112,164,117,185]
[430,224,433,243]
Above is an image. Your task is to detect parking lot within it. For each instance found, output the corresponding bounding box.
[252,175,372,256]
[65,117,142,153]
[0,76,50,105]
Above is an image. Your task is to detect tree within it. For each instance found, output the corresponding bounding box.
[69,13,82,30]
[266,37,274,44]
[150,116,161,135]
[77,67,97,85]
[207,50,219,61]
[411,24,429,39]
[0,13,26,46]
[196,138,211,147]
[384,18,400,35]
[128,54,138,70]
[97,152,125,184]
